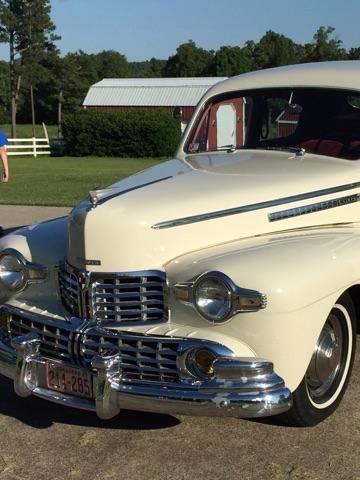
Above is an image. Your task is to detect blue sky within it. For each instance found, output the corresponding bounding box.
[0,0,359,61]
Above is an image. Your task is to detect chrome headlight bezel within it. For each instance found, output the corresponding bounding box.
[0,249,48,292]
[184,347,218,380]
[193,272,233,323]
[174,270,267,324]
[177,341,235,383]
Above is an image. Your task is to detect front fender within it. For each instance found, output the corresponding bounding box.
[0,216,68,267]
[0,217,68,310]
[166,225,360,313]
[165,225,360,391]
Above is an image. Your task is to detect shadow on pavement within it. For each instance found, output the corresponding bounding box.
[0,376,293,430]
[0,376,180,430]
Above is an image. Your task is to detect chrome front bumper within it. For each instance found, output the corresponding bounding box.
[0,328,292,420]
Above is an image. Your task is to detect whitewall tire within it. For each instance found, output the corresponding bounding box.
[286,293,356,426]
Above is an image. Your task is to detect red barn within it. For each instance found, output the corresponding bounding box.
[276,110,300,137]
[83,77,227,131]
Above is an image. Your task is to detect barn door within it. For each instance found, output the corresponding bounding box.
[216,103,237,148]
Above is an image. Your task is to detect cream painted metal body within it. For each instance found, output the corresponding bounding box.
[1,62,360,421]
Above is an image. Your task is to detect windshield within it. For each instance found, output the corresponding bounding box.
[185,88,360,160]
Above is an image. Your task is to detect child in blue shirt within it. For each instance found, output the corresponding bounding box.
[0,128,9,182]
[0,128,9,236]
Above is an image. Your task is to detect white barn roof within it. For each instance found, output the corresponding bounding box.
[83,77,227,107]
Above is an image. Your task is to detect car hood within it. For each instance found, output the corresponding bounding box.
[68,149,360,272]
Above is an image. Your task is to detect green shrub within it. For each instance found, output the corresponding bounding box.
[62,109,181,157]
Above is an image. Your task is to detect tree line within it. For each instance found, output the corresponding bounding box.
[0,1,359,134]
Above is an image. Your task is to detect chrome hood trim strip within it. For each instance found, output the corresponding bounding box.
[91,176,173,208]
[152,181,360,229]
[269,193,360,222]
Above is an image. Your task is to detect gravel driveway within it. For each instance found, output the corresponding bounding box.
[0,205,359,480]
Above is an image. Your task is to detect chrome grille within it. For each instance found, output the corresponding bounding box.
[8,313,73,362]
[6,309,180,384]
[58,264,167,325]
[91,274,166,323]
[58,265,81,317]
[80,329,179,383]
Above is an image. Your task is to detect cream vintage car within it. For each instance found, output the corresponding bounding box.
[1,61,360,427]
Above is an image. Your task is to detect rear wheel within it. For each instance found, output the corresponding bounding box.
[287,293,356,426]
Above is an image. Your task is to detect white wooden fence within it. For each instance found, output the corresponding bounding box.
[6,123,50,157]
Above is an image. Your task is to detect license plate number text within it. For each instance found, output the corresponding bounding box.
[46,362,94,399]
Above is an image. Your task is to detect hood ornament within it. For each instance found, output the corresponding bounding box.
[89,188,100,208]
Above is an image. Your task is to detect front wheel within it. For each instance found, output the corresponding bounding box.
[286,293,356,426]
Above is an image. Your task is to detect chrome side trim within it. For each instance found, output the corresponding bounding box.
[269,193,360,222]
[152,181,360,229]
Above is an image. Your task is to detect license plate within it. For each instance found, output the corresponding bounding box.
[46,361,94,399]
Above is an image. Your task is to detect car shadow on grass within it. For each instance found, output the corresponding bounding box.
[0,376,180,430]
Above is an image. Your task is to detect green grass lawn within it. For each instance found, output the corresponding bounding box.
[0,124,58,139]
[0,156,165,206]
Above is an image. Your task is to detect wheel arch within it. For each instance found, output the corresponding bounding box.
[345,285,360,333]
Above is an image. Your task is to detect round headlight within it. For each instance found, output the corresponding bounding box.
[194,272,232,323]
[186,348,217,379]
[0,254,26,291]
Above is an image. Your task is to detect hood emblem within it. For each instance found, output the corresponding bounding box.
[77,257,102,266]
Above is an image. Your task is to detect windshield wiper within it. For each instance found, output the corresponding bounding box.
[208,144,238,153]
[255,146,306,156]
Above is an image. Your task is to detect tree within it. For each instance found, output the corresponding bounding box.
[211,45,254,76]
[253,30,304,69]
[58,50,129,119]
[305,26,347,62]
[128,58,166,78]
[348,47,360,60]
[0,60,10,122]
[0,0,60,136]
[146,57,166,77]
[60,51,98,116]
[16,51,64,128]
[96,50,129,78]
[163,40,214,77]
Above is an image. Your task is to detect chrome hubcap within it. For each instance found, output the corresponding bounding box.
[306,313,344,401]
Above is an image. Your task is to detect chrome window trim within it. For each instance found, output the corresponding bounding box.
[152,181,360,229]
